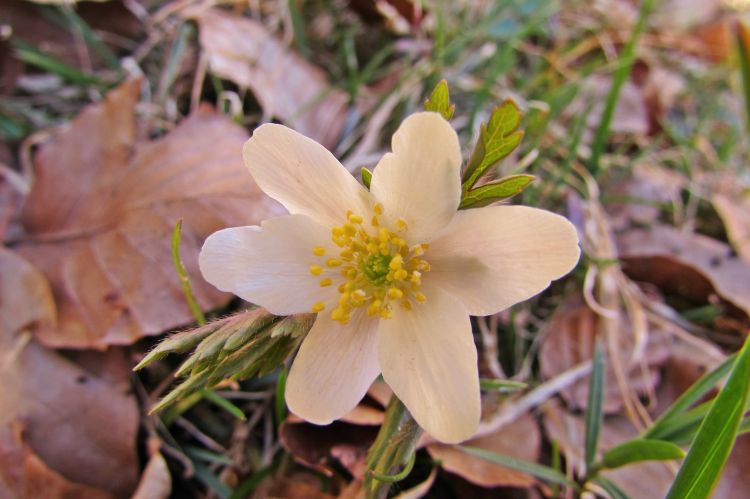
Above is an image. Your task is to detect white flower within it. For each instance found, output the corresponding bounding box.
[199,112,580,443]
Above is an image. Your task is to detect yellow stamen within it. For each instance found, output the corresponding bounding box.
[374,203,383,215]
[311,302,325,313]
[395,218,408,232]
[319,278,333,287]
[348,213,364,224]
[310,265,324,276]
[326,258,342,267]
[312,246,326,256]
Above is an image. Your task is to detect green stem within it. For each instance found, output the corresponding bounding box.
[363,396,423,499]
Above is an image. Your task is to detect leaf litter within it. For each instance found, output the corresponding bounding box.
[4,0,750,496]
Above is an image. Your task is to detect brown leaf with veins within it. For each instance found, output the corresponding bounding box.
[618,225,750,319]
[0,248,139,496]
[16,79,280,348]
[188,8,349,149]
[426,413,540,489]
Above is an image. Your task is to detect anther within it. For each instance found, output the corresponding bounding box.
[348,213,364,224]
[319,278,333,287]
[310,265,324,276]
[311,302,326,313]
[388,288,404,299]
[395,218,408,232]
[326,258,342,267]
[312,246,326,256]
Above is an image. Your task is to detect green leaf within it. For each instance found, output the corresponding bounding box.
[460,446,579,490]
[599,439,684,470]
[362,167,373,189]
[172,219,207,325]
[594,477,631,499]
[459,174,534,209]
[462,99,524,191]
[201,389,246,421]
[424,79,455,120]
[479,378,527,392]
[644,354,735,441]
[585,342,605,470]
[666,334,750,499]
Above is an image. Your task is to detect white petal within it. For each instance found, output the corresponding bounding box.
[428,205,581,316]
[378,284,480,443]
[243,124,371,227]
[370,112,462,243]
[286,310,380,424]
[199,214,338,315]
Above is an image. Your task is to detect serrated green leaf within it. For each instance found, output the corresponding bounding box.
[459,174,534,209]
[666,334,750,499]
[460,446,579,489]
[424,79,455,120]
[585,342,605,470]
[598,439,684,470]
[362,167,373,189]
[462,99,524,191]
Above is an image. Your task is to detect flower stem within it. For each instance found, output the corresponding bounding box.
[363,395,423,499]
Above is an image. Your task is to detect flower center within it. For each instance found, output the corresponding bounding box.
[309,203,430,324]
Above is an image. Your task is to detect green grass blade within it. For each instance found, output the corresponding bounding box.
[666,334,750,499]
[736,23,750,131]
[643,354,735,440]
[588,0,654,174]
[598,439,684,470]
[172,219,206,326]
[13,39,103,86]
[479,378,527,392]
[585,342,605,470]
[201,389,246,421]
[460,446,579,490]
[595,476,631,499]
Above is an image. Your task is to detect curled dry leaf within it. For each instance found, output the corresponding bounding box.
[427,413,540,489]
[0,248,139,496]
[131,452,171,499]
[188,8,349,149]
[539,295,671,414]
[617,225,750,318]
[16,79,280,349]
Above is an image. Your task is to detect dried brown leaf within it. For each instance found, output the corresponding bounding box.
[16,79,280,348]
[0,248,139,496]
[426,413,540,489]
[539,296,671,414]
[618,225,750,317]
[188,8,349,149]
[0,421,113,499]
[713,192,750,263]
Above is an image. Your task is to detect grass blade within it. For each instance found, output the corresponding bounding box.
[172,219,206,326]
[588,0,654,174]
[460,446,579,490]
[666,334,750,499]
[598,439,684,470]
[585,342,605,470]
[643,354,735,441]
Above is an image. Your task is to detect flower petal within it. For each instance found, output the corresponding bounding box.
[199,214,339,315]
[243,124,371,227]
[378,284,480,443]
[370,112,462,243]
[286,310,380,424]
[428,205,580,316]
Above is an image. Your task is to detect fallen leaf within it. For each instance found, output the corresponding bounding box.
[713,192,750,263]
[279,419,378,479]
[426,413,540,489]
[131,452,171,499]
[618,225,750,318]
[539,295,671,414]
[188,8,349,149]
[16,79,280,348]
[606,162,687,231]
[0,248,139,496]
[0,421,112,499]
